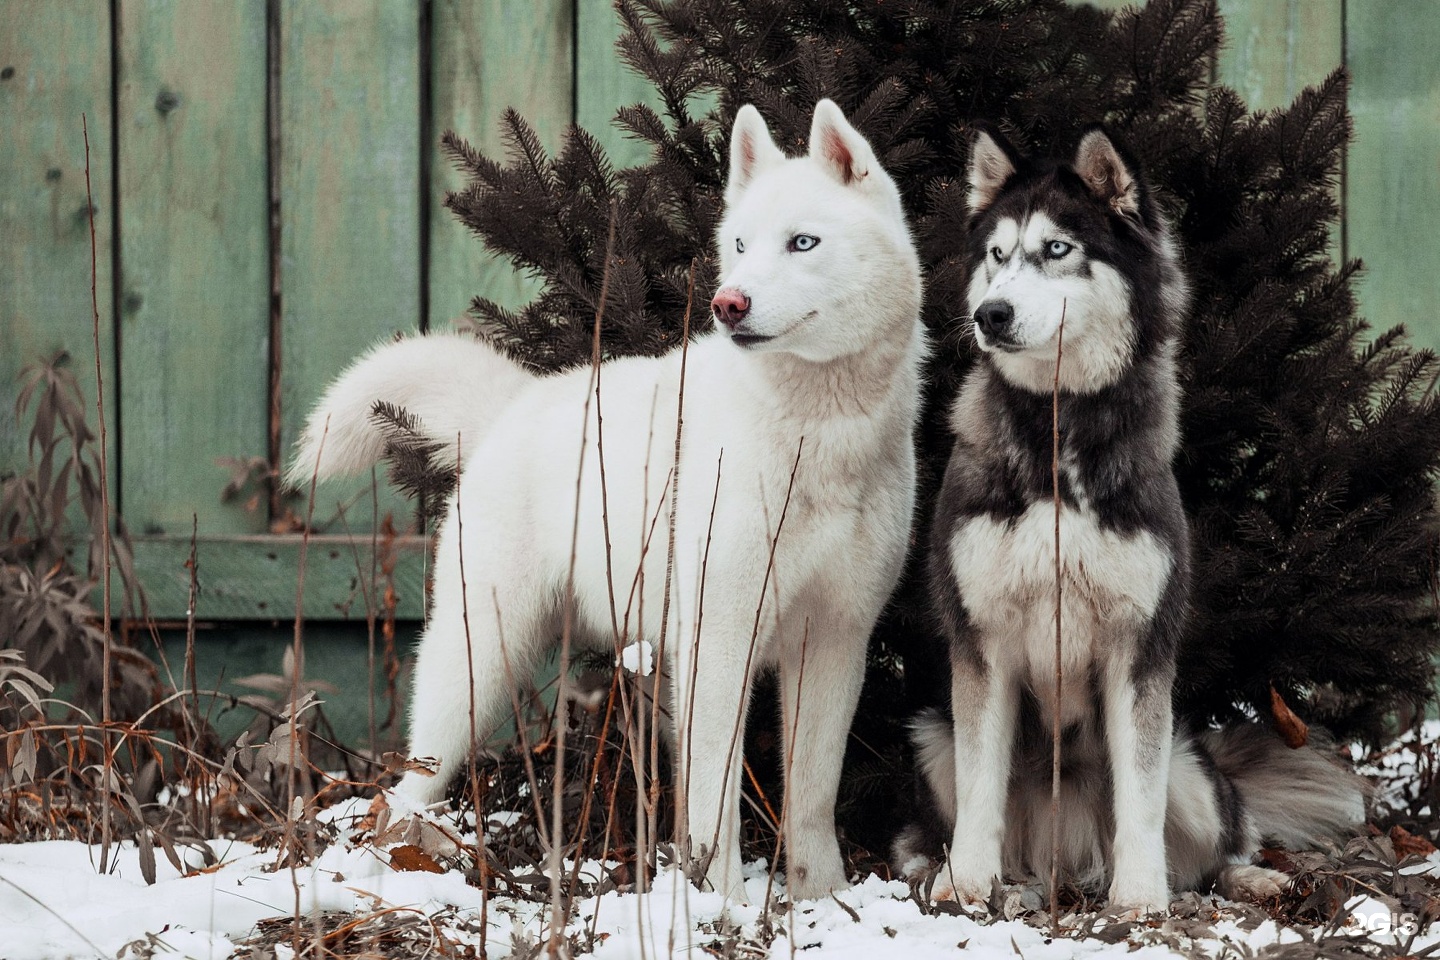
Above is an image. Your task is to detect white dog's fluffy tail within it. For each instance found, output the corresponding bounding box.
[285,332,535,489]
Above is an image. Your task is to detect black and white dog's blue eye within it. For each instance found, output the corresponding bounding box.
[736,238,745,253]
[990,246,1004,262]
[788,234,820,252]
[1046,240,1073,259]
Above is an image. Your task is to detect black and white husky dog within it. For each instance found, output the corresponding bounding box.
[893,125,1366,911]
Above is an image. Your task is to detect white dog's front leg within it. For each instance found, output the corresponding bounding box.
[777,610,868,900]
[1103,661,1173,913]
[941,652,1017,902]
[672,627,756,904]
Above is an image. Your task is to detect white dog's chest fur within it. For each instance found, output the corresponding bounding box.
[950,501,1171,703]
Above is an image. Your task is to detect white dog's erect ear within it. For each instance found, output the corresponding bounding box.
[727,104,785,203]
[1074,128,1142,220]
[808,99,876,186]
[967,125,1018,215]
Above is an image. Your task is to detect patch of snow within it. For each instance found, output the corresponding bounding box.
[8,726,1440,960]
[618,640,654,677]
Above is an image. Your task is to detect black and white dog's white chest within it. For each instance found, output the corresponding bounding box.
[948,498,1174,680]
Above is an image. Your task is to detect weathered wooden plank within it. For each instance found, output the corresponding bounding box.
[1081,0,1344,105]
[576,0,663,169]
[278,0,420,531]
[123,534,429,621]
[1216,0,1344,265]
[0,4,115,484]
[117,2,270,537]
[1346,0,1440,350]
[428,0,574,321]
[157,621,422,747]
[1216,0,1342,111]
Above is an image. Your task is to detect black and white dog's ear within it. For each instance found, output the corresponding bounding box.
[967,123,1020,215]
[808,99,877,187]
[1074,127,1143,220]
[727,104,785,205]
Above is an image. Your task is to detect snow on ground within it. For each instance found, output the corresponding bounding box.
[1359,718,1440,811]
[4,794,1437,960]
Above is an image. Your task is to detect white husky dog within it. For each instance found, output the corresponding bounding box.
[289,100,926,902]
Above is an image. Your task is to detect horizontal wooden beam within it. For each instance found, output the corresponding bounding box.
[105,534,431,622]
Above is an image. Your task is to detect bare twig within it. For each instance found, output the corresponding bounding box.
[368,469,380,758]
[453,434,490,960]
[764,618,810,919]
[563,668,621,904]
[595,219,623,649]
[677,455,722,954]
[81,112,116,878]
[1050,300,1067,933]
[184,513,205,835]
[492,590,551,843]
[682,453,723,856]
[289,414,328,957]
[547,205,618,953]
[707,438,805,880]
[632,393,658,959]
[651,258,697,895]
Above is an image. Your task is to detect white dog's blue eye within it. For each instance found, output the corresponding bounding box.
[990,246,1004,262]
[788,234,820,252]
[736,238,745,253]
[1046,240,1073,259]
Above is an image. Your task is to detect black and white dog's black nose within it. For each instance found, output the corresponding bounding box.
[974,300,1015,339]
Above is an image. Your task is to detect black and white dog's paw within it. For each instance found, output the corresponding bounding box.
[1215,864,1289,902]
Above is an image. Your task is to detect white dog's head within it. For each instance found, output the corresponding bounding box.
[712,100,920,363]
[962,123,1188,394]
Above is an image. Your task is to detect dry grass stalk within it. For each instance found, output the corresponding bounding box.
[706,439,805,873]
[183,513,208,835]
[81,111,117,878]
[287,414,329,956]
[329,478,387,756]
[652,259,698,890]
[453,434,491,958]
[540,206,620,953]
[492,590,552,844]
[369,469,380,756]
[1050,301,1066,931]
[764,618,810,922]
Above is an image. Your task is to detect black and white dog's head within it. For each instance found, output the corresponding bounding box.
[963,124,1188,394]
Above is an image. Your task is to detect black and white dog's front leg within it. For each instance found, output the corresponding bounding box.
[939,648,1018,902]
[1102,653,1175,913]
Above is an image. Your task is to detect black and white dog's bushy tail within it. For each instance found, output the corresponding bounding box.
[894,710,1369,899]
[1197,724,1368,853]
[285,332,535,489]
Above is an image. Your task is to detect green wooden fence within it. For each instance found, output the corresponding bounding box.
[3,0,1438,627]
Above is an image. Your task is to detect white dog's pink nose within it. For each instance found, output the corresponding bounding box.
[711,288,751,329]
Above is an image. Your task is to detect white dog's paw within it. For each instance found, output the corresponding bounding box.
[1215,864,1289,902]
[931,869,996,906]
[786,862,848,902]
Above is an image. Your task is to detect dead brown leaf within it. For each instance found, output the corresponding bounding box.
[1269,684,1309,748]
[1260,847,1299,874]
[388,844,444,874]
[1389,824,1437,858]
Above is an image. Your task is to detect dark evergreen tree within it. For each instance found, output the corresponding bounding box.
[417,0,1440,848]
